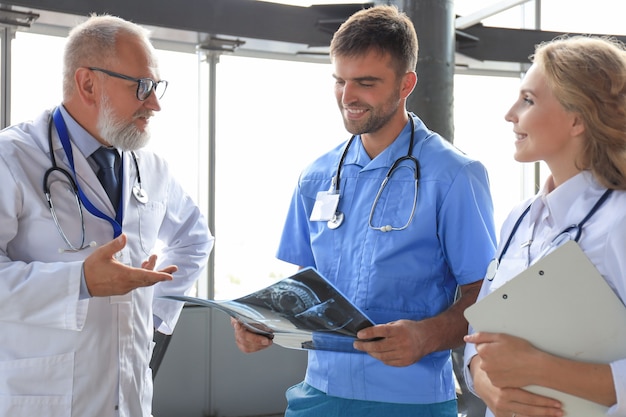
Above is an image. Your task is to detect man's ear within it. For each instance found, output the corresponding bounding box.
[74,67,98,106]
[401,71,417,99]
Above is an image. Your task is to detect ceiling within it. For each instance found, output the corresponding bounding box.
[2,0,626,73]
[0,0,368,62]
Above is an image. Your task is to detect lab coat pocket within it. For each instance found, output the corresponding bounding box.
[136,200,166,252]
[0,352,74,417]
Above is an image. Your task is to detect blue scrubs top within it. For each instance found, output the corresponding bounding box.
[277,113,496,404]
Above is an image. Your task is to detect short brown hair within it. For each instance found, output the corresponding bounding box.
[329,5,418,75]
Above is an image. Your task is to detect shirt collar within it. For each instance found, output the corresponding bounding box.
[344,114,415,171]
[540,171,606,230]
[57,104,108,158]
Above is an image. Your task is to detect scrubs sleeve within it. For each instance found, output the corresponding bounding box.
[276,181,316,267]
[438,160,496,286]
[152,174,213,335]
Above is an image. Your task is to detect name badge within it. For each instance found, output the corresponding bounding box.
[310,191,340,222]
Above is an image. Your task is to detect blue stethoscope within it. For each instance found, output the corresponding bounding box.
[43,107,148,252]
[485,187,613,280]
[327,116,420,231]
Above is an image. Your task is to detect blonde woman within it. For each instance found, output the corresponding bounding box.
[464,35,626,417]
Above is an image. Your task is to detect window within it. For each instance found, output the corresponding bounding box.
[10,0,625,300]
[11,31,64,123]
[453,74,529,233]
[212,55,345,299]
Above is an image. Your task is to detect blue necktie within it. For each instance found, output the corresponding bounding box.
[92,147,120,210]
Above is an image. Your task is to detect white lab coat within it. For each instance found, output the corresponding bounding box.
[0,108,214,417]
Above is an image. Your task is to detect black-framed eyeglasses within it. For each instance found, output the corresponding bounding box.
[88,67,168,101]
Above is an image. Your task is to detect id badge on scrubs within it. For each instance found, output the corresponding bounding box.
[310,191,340,222]
[110,248,132,303]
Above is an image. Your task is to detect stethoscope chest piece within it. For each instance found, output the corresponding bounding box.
[323,115,420,232]
[133,185,148,204]
[327,212,344,229]
[485,258,498,281]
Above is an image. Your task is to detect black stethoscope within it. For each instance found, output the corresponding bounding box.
[43,107,148,252]
[485,187,613,280]
[326,116,421,231]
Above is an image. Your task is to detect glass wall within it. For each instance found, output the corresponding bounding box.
[453,0,538,235]
[11,32,64,123]
[8,0,626,299]
[453,74,525,232]
[212,56,345,298]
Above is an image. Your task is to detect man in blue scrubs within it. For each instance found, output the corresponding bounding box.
[231,5,496,416]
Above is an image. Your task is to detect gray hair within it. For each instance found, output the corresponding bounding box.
[62,14,155,99]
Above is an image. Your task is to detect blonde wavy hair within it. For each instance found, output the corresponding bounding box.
[532,35,626,189]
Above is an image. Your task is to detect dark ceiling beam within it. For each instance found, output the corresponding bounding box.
[7,0,626,64]
[457,24,626,63]
[3,0,371,47]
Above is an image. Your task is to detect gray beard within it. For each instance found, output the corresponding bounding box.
[97,97,151,151]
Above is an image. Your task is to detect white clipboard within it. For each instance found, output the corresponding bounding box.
[464,240,626,417]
